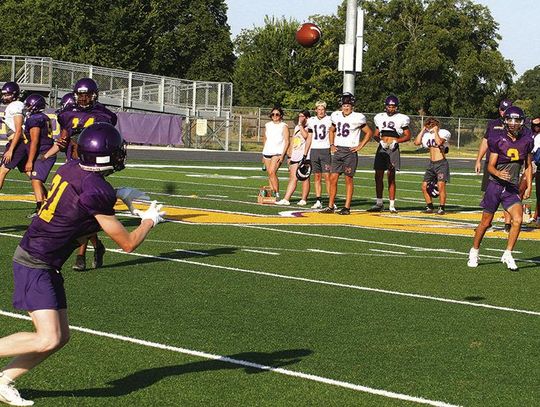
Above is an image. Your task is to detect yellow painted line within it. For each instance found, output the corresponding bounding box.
[3,194,540,240]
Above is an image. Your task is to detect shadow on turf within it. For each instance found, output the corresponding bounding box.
[97,247,239,270]
[23,348,313,399]
[0,224,29,233]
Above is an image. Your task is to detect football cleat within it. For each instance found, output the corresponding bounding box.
[337,207,351,215]
[72,255,87,272]
[424,206,434,214]
[389,207,398,214]
[367,204,383,212]
[311,201,322,209]
[437,208,445,215]
[320,206,334,214]
[0,382,34,406]
[501,252,518,271]
[467,248,479,268]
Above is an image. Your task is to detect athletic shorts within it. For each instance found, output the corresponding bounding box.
[29,155,56,182]
[12,262,67,311]
[310,148,331,173]
[1,141,27,172]
[480,181,521,214]
[374,144,401,171]
[330,146,357,176]
[423,158,450,183]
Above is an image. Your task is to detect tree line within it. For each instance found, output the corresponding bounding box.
[0,0,537,118]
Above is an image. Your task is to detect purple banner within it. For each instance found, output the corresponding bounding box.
[0,107,183,146]
[116,112,183,146]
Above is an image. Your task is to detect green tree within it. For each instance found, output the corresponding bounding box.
[511,66,540,118]
[0,0,234,82]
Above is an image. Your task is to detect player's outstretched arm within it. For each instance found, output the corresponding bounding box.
[95,201,165,253]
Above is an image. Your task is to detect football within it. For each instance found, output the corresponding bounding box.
[295,23,322,48]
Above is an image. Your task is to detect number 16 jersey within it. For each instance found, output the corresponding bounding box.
[330,111,367,147]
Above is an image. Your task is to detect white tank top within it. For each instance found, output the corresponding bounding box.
[263,121,288,155]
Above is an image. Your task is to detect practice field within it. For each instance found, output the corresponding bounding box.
[0,158,539,407]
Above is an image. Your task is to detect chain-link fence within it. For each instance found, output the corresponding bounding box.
[183,108,489,153]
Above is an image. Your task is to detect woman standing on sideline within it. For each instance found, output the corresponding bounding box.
[277,110,312,206]
[262,106,289,200]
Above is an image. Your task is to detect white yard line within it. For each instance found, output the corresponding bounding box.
[242,249,280,255]
[0,309,460,407]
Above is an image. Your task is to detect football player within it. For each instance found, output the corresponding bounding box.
[306,101,333,209]
[321,92,372,215]
[0,123,164,407]
[468,107,534,271]
[0,82,27,191]
[368,95,411,213]
[413,117,451,214]
[42,78,118,272]
[22,94,57,217]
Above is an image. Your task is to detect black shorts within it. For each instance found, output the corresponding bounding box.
[330,147,357,176]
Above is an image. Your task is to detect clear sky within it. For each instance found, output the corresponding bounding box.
[226,0,539,78]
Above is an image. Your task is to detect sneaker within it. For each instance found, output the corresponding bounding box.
[337,207,351,215]
[320,206,334,214]
[297,199,307,206]
[437,208,445,215]
[276,199,290,206]
[311,200,322,209]
[467,248,479,268]
[0,382,34,406]
[424,206,434,214]
[92,241,106,269]
[389,207,398,214]
[501,252,518,271]
[72,255,86,272]
[367,204,383,212]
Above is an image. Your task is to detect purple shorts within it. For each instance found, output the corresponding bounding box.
[12,262,67,311]
[29,155,56,182]
[1,141,27,172]
[480,180,521,214]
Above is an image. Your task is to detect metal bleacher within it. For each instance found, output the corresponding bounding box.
[0,55,233,118]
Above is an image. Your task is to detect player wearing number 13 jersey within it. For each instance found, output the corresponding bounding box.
[468,106,533,271]
[322,93,372,215]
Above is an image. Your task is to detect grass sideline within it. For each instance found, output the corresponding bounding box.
[0,159,538,406]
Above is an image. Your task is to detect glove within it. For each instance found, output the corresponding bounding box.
[379,140,389,150]
[134,200,165,227]
[389,140,398,150]
[116,187,150,215]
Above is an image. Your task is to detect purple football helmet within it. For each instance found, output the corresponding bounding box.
[499,99,512,111]
[340,92,355,106]
[56,92,77,114]
[73,78,99,109]
[385,95,399,115]
[503,106,525,137]
[1,81,20,104]
[23,94,47,116]
[78,122,126,173]
[296,159,312,181]
[427,181,439,198]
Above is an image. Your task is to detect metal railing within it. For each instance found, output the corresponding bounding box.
[0,55,233,117]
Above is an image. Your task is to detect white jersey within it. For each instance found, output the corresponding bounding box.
[533,133,540,154]
[307,115,332,149]
[330,111,367,147]
[3,100,24,135]
[290,124,308,162]
[262,121,288,156]
[373,112,410,137]
[421,128,451,149]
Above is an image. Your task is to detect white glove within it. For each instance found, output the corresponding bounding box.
[390,140,398,150]
[116,187,150,215]
[134,201,165,227]
[379,140,389,150]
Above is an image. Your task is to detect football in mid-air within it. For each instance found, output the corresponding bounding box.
[295,23,322,48]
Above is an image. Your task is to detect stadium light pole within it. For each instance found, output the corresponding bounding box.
[339,0,364,95]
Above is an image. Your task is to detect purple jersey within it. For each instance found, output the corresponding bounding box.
[488,128,534,187]
[483,119,505,161]
[23,112,53,153]
[18,160,116,269]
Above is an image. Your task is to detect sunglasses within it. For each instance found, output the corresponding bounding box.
[271,113,281,117]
